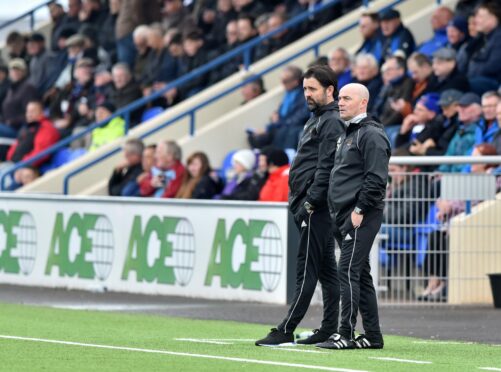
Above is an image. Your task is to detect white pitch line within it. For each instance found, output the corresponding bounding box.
[369,357,432,365]
[479,368,501,371]
[0,335,368,372]
[204,339,255,342]
[275,347,328,354]
[413,340,474,345]
[175,338,233,345]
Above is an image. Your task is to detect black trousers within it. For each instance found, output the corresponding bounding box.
[333,207,383,342]
[277,208,339,334]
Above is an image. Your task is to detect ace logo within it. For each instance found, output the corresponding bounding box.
[45,213,114,280]
[0,210,37,275]
[205,219,283,292]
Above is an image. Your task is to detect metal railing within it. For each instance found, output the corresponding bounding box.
[376,157,501,305]
[0,1,53,34]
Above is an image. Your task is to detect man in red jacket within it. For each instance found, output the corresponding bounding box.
[7,100,60,168]
[139,140,185,198]
[259,147,290,202]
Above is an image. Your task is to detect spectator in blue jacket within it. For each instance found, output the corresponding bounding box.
[356,12,383,62]
[379,8,416,60]
[247,65,309,150]
[467,1,501,93]
[438,93,482,173]
[475,91,500,145]
[418,6,454,57]
[446,16,469,51]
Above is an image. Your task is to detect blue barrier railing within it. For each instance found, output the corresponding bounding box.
[61,0,407,194]
[0,1,53,33]
[0,0,351,190]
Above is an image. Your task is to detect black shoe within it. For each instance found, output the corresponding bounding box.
[255,328,294,346]
[316,333,356,350]
[354,334,384,349]
[296,329,331,345]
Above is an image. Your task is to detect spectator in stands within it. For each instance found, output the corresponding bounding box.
[0,59,39,139]
[8,166,40,190]
[162,0,196,35]
[0,66,9,115]
[48,2,74,51]
[327,47,352,90]
[379,8,416,60]
[254,13,270,37]
[177,30,209,98]
[431,47,470,93]
[99,0,119,64]
[140,140,185,198]
[438,92,482,173]
[265,12,294,56]
[108,138,144,196]
[446,16,469,51]
[6,31,27,63]
[258,147,289,202]
[141,24,179,93]
[176,152,222,199]
[240,75,265,104]
[26,33,51,95]
[395,93,443,150]
[115,0,161,68]
[233,0,267,18]
[352,53,382,112]
[206,0,237,49]
[288,0,342,36]
[237,13,258,46]
[109,63,142,124]
[80,25,113,69]
[412,89,462,156]
[356,12,383,62]
[217,148,265,200]
[93,68,113,107]
[208,20,240,83]
[474,91,500,146]
[132,25,151,83]
[467,1,501,93]
[89,102,125,151]
[51,58,96,138]
[371,56,413,128]
[5,100,60,169]
[80,0,108,29]
[417,6,454,57]
[247,65,309,150]
[494,101,501,155]
[132,144,157,197]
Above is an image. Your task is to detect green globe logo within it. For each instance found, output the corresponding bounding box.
[170,219,195,286]
[255,222,283,292]
[7,212,37,275]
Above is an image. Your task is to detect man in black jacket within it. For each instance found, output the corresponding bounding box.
[256,66,345,346]
[108,138,144,196]
[318,83,390,350]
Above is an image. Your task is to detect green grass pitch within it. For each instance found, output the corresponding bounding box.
[0,302,499,372]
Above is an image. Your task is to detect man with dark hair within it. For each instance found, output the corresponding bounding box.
[256,65,345,346]
[6,31,27,62]
[318,83,390,350]
[356,12,383,62]
[258,147,290,202]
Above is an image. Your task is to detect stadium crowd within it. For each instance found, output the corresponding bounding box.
[0,0,501,299]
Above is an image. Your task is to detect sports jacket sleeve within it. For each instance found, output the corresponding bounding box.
[356,127,391,213]
[306,115,344,208]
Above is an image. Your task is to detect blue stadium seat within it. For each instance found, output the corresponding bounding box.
[141,106,164,122]
[218,150,237,183]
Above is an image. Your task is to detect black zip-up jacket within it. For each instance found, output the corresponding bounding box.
[288,101,345,215]
[328,116,390,223]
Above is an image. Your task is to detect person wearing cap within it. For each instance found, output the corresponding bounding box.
[446,16,469,51]
[6,31,27,62]
[395,93,443,151]
[217,148,266,201]
[356,12,383,62]
[89,101,125,151]
[258,147,290,202]
[378,8,416,60]
[0,59,39,140]
[438,92,482,173]
[26,33,51,94]
[467,1,501,93]
[432,47,470,93]
[420,89,463,156]
[417,6,454,57]
[50,57,96,137]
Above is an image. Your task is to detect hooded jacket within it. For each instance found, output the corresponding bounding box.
[288,101,345,215]
[328,116,390,223]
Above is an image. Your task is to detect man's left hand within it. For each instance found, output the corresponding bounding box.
[351,211,363,228]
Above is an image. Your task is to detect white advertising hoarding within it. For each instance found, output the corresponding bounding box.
[0,195,289,304]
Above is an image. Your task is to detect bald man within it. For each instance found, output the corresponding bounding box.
[318,83,390,350]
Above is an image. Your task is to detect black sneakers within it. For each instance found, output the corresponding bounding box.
[296,329,331,345]
[316,333,357,350]
[354,334,384,349]
[255,328,295,346]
